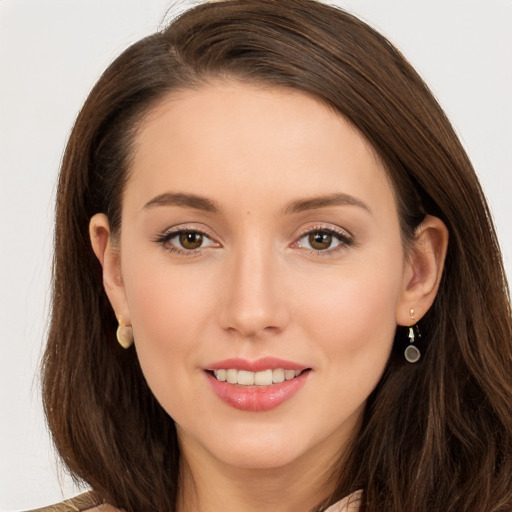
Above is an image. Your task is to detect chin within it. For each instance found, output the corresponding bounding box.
[180,417,340,472]
[215,443,312,471]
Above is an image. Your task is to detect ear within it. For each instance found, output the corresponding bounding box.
[396,215,449,326]
[89,213,131,325]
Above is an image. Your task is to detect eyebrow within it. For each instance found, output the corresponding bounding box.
[143,191,370,216]
[283,193,371,215]
[143,192,220,213]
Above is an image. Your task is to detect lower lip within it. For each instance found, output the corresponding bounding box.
[206,371,309,412]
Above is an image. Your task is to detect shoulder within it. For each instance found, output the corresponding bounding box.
[84,506,121,512]
[323,490,362,512]
[24,491,123,512]
[84,507,121,512]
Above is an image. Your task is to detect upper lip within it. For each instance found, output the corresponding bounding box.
[206,357,308,372]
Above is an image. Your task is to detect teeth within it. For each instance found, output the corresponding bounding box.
[216,369,227,381]
[238,370,254,385]
[213,368,304,386]
[285,369,296,380]
[272,368,285,383]
[254,369,272,386]
[226,369,238,384]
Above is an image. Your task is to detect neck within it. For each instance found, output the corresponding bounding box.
[176,436,347,512]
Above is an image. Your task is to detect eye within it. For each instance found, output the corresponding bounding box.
[296,228,352,253]
[177,231,206,250]
[156,229,218,253]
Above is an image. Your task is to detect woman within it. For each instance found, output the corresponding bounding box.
[37,0,512,511]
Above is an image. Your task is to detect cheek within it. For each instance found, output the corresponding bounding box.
[294,266,402,433]
[299,261,403,367]
[128,272,210,327]
[122,241,217,340]
[120,257,217,409]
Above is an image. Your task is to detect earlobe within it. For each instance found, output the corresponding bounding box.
[89,213,131,324]
[396,215,449,326]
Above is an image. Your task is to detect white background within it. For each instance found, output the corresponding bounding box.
[1,1,511,510]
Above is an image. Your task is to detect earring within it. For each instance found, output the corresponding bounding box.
[404,308,421,363]
[116,321,134,349]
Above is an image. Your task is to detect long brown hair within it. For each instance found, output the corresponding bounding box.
[42,1,512,510]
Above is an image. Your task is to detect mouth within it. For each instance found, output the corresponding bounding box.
[205,359,311,411]
[208,368,308,386]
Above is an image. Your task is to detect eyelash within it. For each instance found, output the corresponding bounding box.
[154,228,217,257]
[295,225,354,256]
[154,225,354,257]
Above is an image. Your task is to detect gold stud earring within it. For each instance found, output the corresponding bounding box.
[404,308,421,363]
[116,318,134,349]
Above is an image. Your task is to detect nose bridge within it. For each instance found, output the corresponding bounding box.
[220,235,287,337]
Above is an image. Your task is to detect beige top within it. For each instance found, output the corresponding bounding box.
[25,492,117,512]
[324,490,362,512]
[26,489,362,512]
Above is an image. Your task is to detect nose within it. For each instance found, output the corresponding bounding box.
[218,242,290,339]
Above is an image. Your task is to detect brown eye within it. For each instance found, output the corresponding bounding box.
[296,228,352,254]
[308,232,332,250]
[157,229,218,254]
[179,232,204,250]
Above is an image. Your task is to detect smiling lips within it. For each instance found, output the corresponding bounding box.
[206,358,310,411]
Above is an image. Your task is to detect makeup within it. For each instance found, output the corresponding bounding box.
[206,357,310,412]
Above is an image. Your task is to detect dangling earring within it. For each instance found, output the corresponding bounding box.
[116,318,134,349]
[404,308,421,363]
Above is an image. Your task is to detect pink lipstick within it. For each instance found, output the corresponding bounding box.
[205,357,310,412]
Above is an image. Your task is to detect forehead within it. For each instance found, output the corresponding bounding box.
[126,80,395,215]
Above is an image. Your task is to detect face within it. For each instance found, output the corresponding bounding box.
[106,81,413,471]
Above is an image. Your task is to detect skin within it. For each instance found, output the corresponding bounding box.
[90,81,448,512]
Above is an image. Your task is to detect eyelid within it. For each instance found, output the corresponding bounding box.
[296,222,352,238]
[293,224,354,254]
[295,223,353,241]
[153,222,354,256]
[154,225,221,255]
